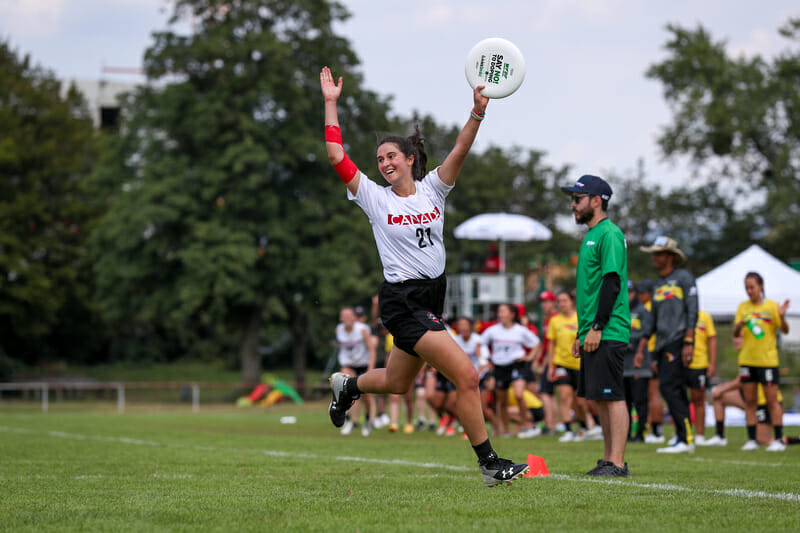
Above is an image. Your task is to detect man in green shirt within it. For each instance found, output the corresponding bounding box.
[561,174,631,478]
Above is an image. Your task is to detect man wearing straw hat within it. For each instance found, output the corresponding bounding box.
[635,236,699,454]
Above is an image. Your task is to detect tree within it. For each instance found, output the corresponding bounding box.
[0,41,101,373]
[646,19,800,260]
[87,0,392,386]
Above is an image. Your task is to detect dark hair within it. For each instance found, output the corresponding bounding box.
[456,316,474,326]
[498,303,520,323]
[557,290,575,303]
[745,271,764,287]
[378,125,428,181]
[591,195,609,211]
[745,271,765,297]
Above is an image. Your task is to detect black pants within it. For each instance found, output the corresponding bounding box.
[623,376,649,437]
[655,339,692,444]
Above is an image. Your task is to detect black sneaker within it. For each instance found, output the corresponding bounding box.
[585,459,614,476]
[328,372,359,428]
[478,453,529,487]
[594,462,630,478]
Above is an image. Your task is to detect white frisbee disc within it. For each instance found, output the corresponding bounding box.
[464,37,526,99]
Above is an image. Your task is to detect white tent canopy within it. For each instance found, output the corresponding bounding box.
[696,244,800,319]
[453,213,552,273]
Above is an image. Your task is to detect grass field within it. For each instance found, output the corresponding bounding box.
[2,401,799,532]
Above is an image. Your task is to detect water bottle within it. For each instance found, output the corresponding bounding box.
[631,406,639,436]
[746,316,765,339]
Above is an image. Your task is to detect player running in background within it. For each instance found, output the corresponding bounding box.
[482,303,541,439]
[334,306,376,435]
[321,67,528,485]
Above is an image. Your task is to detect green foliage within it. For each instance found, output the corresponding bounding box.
[647,19,800,260]
[0,41,102,365]
[86,0,392,377]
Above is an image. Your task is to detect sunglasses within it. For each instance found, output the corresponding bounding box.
[571,194,589,203]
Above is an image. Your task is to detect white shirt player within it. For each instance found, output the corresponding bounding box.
[348,168,452,283]
[481,323,540,367]
[454,331,485,371]
[336,321,372,368]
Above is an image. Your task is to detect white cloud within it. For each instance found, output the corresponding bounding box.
[729,27,784,59]
[0,0,68,35]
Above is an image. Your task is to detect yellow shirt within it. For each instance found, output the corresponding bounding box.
[690,310,716,369]
[547,312,580,370]
[735,299,782,367]
[756,383,783,406]
[385,333,394,353]
[507,388,543,409]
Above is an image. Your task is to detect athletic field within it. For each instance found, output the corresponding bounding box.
[2,402,798,531]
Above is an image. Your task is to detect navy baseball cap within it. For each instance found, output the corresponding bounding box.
[560,175,612,201]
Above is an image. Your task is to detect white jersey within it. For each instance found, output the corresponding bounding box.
[348,168,453,283]
[336,322,371,368]
[454,332,485,370]
[481,323,539,366]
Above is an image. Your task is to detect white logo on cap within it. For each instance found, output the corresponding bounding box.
[576,182,585,187]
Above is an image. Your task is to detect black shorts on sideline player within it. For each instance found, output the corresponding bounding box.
[552,366,580,390]
[578,340,626,401]
[379,274,447,357]
[493,360,527,390]
[686,368,708,390]
[739,365,781,386]
[435,370,456,393]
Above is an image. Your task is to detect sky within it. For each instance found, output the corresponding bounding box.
[1,0,797,189]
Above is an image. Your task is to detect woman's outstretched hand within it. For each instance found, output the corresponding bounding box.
[320,66,343,102]
[473,84,489,115]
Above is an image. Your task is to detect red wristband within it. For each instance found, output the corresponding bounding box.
[325,125,342,144]
[333,154,358,184]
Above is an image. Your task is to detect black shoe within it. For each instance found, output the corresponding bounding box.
[478,453,529,487]
[630,435,645,444]
[594,462,630,478]
[328,372,358,428]
[586,459,614,476]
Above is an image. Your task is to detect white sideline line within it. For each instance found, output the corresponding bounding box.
[689,456,800,468]
[2,426,798,502]
[548,474,800,503]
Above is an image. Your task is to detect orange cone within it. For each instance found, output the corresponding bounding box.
[523,454,550,477]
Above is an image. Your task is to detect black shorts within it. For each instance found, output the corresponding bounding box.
[347,365,369,377]
[520,361,537,383]
[529,406,545,423]
[756,404,771,424]
[578,340,626,401]
[379,274,447,357]
[480,370,494,391]
[686,368,708,390]
[739,365,781,386]
[493,361,527,390]
[435,370,456,393]
[538,370,555,395]
[552,366,580,390]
